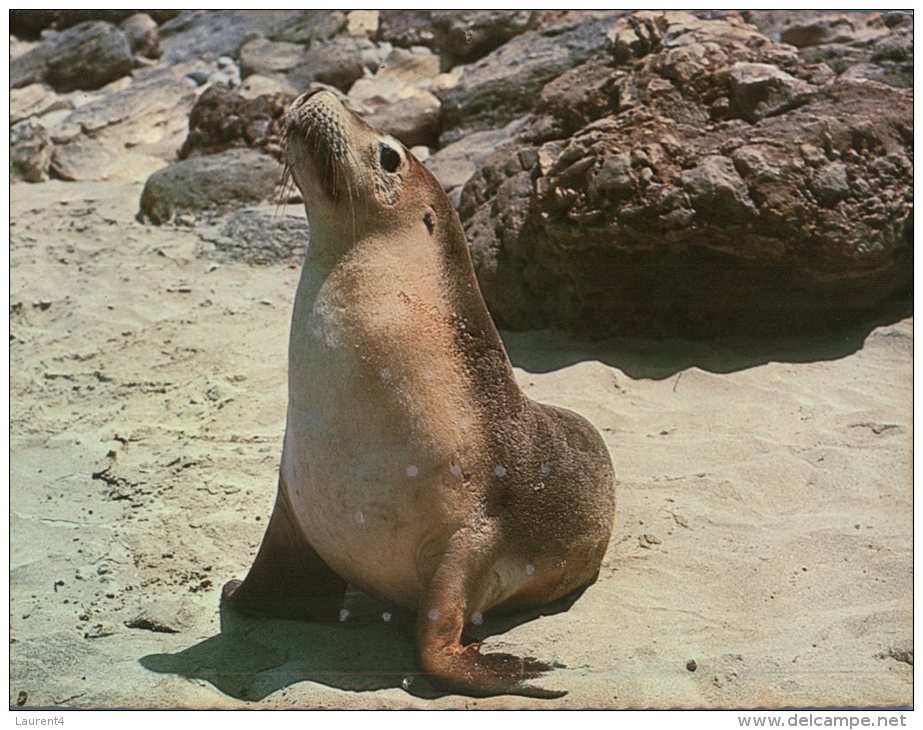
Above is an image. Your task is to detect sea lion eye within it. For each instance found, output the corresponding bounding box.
[379,143,401,173]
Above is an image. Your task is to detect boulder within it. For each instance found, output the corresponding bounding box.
[56,71,196,163]
[348,47,442,147]
[458,11,913,337]
[178,84,293,162]
[12,21,135,93]
[49,138,166,182]
[284,36,381,92]
[270,11,346,45]
[138,149,283,225]
[424,116,528,206]
[377,10,559,67]
[439,11,626,143]
[158,10,304,63]
[120,13,162,59]
[10,120,53,183]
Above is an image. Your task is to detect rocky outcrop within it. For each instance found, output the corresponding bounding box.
[138,149,283,225]
[459,11,913,337]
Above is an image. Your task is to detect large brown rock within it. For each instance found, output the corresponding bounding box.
[459,11,913,337]
[178,84,293,162]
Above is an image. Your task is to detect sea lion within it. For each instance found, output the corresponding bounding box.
[223,89,616,698]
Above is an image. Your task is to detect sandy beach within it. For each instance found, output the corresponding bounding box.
[9,179,912,709]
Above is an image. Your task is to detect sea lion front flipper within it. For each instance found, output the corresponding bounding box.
[222,481,347,622]
[415,552,566,699]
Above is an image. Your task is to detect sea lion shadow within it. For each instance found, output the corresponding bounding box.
[140,588,583,702]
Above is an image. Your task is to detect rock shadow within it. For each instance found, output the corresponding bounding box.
[140,587,584,703]
[502,298,911,380]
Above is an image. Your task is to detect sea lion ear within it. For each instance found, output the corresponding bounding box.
[423,209,436,235]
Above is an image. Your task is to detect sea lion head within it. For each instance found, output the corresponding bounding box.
[285,89,446,254]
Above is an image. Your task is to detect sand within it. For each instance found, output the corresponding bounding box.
[9,180,912,709]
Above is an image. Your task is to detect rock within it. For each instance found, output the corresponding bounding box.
[18,21,134,93]
[10,120,53,183]
[439,11,625,143]
[745,11,912,88]
[10,84,73,125]
[178,84,293,162]
[270,11,346,45]
[49,138,166,182]
[10,10,180,37]
[424,116,528,203]
[458,11,912,337]
[726,62,813,122]
[377,11,438,50]
[811,162,850,207]
[138,149,283,225]
[377,10,554,67]
[348,47,443,147]
[239,37,305,79]
[57,71,196,162]
[346,10,379,39]
[158,10,305,63]
[237,74,298,100]
[199,208,310,265]
[285,36,380,92]
[120,13,161,59]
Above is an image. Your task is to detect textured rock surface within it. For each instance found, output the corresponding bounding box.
[10,84,74,125]
[348,47,443,147]
[459,11,913,337]
[11,21,134,92]
[178,84,293,162]
[199,208,310,265]
[439,11,626,143]
[138,149,282,224]
[21,21,132,91]
[10,120,53,182]
[745,10,913,87]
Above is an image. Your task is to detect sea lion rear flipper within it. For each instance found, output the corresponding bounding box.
[415,552,566,699]
[222,482,347,622]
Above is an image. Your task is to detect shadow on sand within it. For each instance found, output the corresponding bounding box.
[501,299,912,380]
[140,587,585,702]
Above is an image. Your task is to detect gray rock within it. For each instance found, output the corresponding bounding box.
[270,11,346,45]
[138,149,283,225]
[439,11,624,143]
[425,116,528,196]
[10,120,53,183]
[285,36,380,91]
[40,21,133,92]
[200,208,310,265]
[679,156,758,218]
[727,62,813,122]
[158,10,305,63]
[812,162,850,207]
